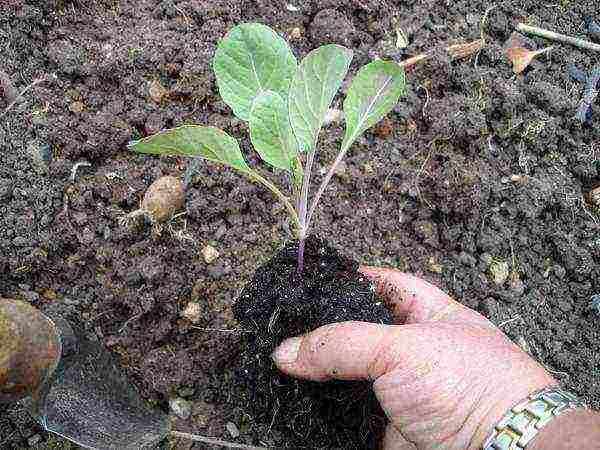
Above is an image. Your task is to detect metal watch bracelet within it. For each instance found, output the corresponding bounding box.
[482,385,587,449]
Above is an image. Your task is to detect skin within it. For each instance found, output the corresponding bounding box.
[272,267,600,449]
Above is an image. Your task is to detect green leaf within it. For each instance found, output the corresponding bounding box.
[289,44,353,153]
[249,91,301,178]
[342,60,406,149]
[129,125,250,172]
[213,23,297,121]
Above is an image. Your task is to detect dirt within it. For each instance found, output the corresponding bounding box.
[0,0,599,449]
[233,236,392,448]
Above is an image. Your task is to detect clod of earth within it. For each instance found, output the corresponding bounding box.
[0,299,61,417]
[232,236,393,448]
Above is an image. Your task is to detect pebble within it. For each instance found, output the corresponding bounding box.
[69,101,85,113]
[201,244,220,264]
[425,256,443,274]
[169,397,192,420]
[149,79,168,103]
[181,302,202,323]
[488,260,509,285]
[323,108,343,125]
[508,271,525,295]
[226,421,240,438]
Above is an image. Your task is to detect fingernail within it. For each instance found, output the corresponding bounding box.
[272,337,301,364]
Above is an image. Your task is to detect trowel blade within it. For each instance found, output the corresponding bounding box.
[23,317,169,450]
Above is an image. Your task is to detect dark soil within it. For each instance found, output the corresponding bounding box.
[233,236,392,449]
[1,0,599,449]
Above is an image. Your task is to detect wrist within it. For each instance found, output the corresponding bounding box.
[527,408,600,450]
[468,376,557,449]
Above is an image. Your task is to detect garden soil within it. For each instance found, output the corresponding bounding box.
[1,0,599,448]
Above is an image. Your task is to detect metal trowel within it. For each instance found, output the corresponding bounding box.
[1,298,169,449]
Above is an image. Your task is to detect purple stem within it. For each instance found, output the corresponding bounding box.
[296,237,305,275]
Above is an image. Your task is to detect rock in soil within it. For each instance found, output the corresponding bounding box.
[233,236,392,449]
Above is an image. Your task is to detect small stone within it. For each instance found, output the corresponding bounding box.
[488,260,509,285]
[226,421,240,438]
[201,244,219,264]
[587,186,600,207]
[334,160,348,178]
[42,289,57,300]
[169,397,192,420]
[181,301,202,324]
[323,108,343,125]
[516,336,531,354]
[69,101,85,113]
[362,162,375,175]
[508,271,524,295]
[149,79,168,103]
[425,256,443,274]
[289,27,303,40]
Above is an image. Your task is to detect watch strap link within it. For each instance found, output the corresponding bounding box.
[482,386,587,449]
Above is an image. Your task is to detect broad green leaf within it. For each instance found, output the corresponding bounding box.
[129,125,250,172]
[342,60,405,149]
[249,91,301,179]
[213,23,297,121]
[289,44,353,153]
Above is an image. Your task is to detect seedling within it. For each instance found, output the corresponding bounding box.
[129,23,406,273]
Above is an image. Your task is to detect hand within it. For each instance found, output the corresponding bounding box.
[271,267,556,449]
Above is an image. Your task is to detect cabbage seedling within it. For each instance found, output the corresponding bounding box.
[129,23,406,273]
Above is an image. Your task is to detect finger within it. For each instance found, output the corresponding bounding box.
[381,424,417,450]
[272,321,407,381]
[360,266,481,324]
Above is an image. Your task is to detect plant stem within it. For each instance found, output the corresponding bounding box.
[305,138,352,229]
[295,137,320,274]
[296,236,305,275]
[517,23,600,53]
[245,170,301,234]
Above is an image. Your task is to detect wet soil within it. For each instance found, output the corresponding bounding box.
[233,236,392,448]
[1,0,599,449]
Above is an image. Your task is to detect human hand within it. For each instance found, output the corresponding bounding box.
[272,267,556,449]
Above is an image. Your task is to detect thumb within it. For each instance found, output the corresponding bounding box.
[272,321,407,382]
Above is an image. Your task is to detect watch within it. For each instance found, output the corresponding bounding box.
[482,385,587,449]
